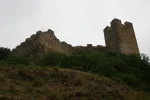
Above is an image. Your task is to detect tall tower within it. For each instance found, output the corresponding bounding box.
[104,18,139,55]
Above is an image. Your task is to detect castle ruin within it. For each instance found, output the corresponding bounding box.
[12,29,72,57]
[104,18,139,55]
[12,18,140,57]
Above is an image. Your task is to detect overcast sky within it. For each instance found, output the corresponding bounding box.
[0,0,150,56]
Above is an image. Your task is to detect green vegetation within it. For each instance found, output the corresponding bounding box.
[0,47,10,61]
[35,51,150,92]
[0,47,150,93]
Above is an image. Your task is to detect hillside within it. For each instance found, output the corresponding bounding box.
[0,65,150,100]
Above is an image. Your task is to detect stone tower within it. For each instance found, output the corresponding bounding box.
[104,18,139,55]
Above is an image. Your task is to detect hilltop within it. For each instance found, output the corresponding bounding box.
[0,65,150,100]
[0,19,149,99]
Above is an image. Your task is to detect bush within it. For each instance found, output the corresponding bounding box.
[60,55,72,68]
[0,47,10,60]
[96,61,118,77]
[7,55,29,66]
[38,52,64,66]
[0,48,150,92]
[119,73,141,88]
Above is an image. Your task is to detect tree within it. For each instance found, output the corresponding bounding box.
[0,47,11,60]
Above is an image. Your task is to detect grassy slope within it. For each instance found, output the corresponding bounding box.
[0,65,150,100]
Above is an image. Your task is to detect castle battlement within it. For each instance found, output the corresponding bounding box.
[72,44,107,52]
[111,18,122,27]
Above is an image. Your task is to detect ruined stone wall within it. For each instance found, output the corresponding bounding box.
[12,29,72,58]
[117,22,139,55]
[12,29,106,58]
[104,26,117,53]
[104,18,139,55]
[12,18,139,58]
[72,44,107,52]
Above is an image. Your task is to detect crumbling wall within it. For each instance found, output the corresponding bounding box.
[104,26,117,53]
[12,29,72,58]
[104,18,139,55]
[118,22,139,55]
[12,18,140,58]
[72,44,107,52]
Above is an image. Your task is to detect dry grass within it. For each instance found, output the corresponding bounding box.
[0,64,150,100]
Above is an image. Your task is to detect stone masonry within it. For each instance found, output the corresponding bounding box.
[104,18,139,55]
[12,18,140,57]
[12,29,72,57]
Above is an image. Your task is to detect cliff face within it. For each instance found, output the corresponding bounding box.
[12,29,72,57]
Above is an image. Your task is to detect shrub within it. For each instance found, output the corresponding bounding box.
[7,55,29,65]
[60,55,72,68]
[0,47,10,60]
[96,62,118,77]
[38,52,63,66]
[119,73,141,88]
